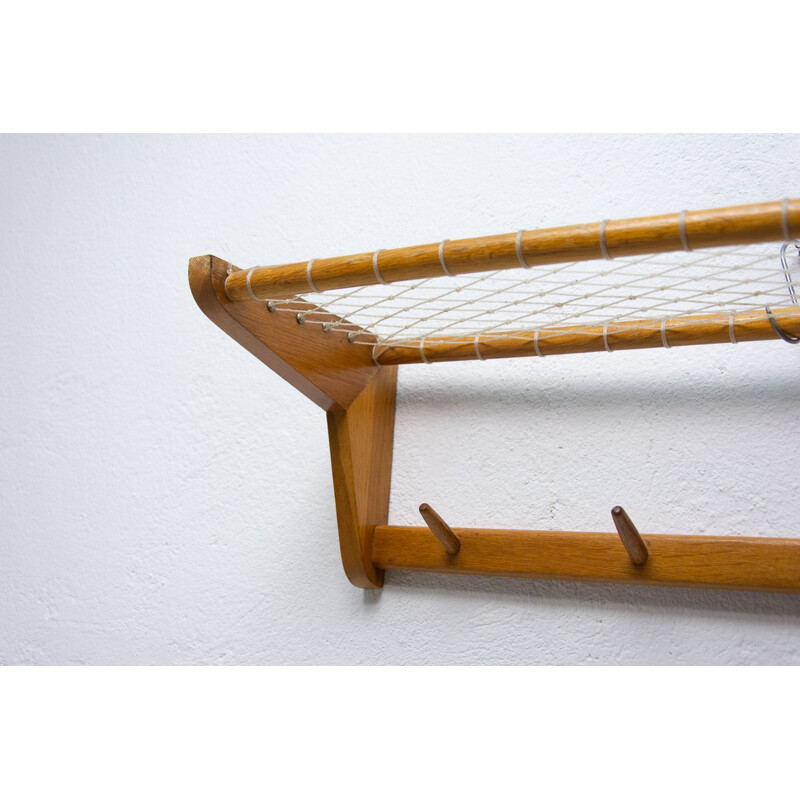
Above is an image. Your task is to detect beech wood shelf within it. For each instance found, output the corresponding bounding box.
[189,199,800,594]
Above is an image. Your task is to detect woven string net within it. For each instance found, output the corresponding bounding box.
[257,242,800,351]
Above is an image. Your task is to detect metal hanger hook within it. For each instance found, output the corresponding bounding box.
[779,240,800,305]
[766,306,800,344]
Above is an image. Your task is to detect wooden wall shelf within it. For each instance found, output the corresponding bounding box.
[189,199,800,594]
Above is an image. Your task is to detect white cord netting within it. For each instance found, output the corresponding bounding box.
[256,242,800,349]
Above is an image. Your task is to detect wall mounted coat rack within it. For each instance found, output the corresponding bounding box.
[190,199,800,593]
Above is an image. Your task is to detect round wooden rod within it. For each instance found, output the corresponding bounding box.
[373,307,800,365]
[226,199,800,301]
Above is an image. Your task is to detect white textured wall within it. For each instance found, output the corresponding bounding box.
[2,134,799,665]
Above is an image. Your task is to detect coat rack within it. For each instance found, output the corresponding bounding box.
[189,199,800,593]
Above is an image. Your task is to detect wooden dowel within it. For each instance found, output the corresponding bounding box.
[374,306,800,365]
[419,503,461,555]
[372,526,800,593]
[226,199,800,301]
[611,506,649,565]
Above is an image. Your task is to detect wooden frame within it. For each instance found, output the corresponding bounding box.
[189,254,394,588]
[189,199,800,594]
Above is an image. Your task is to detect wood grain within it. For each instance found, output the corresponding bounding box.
[226,199,800,300]
[327,366,397,588]
[191,253,399,588]
[372,526,800,593]
[189,255,379,411]
[375,307,800,365]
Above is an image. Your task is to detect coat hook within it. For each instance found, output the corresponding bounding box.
[611,506,649,565]
[419,503,461,555]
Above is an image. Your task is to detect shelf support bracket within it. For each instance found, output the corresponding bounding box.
[189,254,396,588]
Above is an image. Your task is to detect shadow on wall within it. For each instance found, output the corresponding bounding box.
[396,364,799,415]
[372,571,800,619]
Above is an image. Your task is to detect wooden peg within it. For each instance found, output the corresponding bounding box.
[419,503,461,555]
[611,506,649,565]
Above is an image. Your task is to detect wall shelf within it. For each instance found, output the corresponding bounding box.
[189,199,800,593]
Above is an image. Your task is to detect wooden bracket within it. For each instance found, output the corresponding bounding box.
[189,254,396,588]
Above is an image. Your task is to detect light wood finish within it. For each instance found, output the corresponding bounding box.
[375,306,800,365]
[191,254,398,588]
[226,199,800,301]
[327,366,397,588]
[611,506,648,566]
[189,255,379,412]
[373,526,800,593]
[418,503,461,555]
[191,206,800,593]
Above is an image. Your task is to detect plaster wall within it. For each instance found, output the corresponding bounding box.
[2,133,799,664]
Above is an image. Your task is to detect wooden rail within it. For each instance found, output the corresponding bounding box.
[372,526,800,593]
[374,306,800,365]
[225,199,799,301]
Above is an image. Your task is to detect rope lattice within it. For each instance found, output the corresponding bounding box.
[255,243,800,349]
